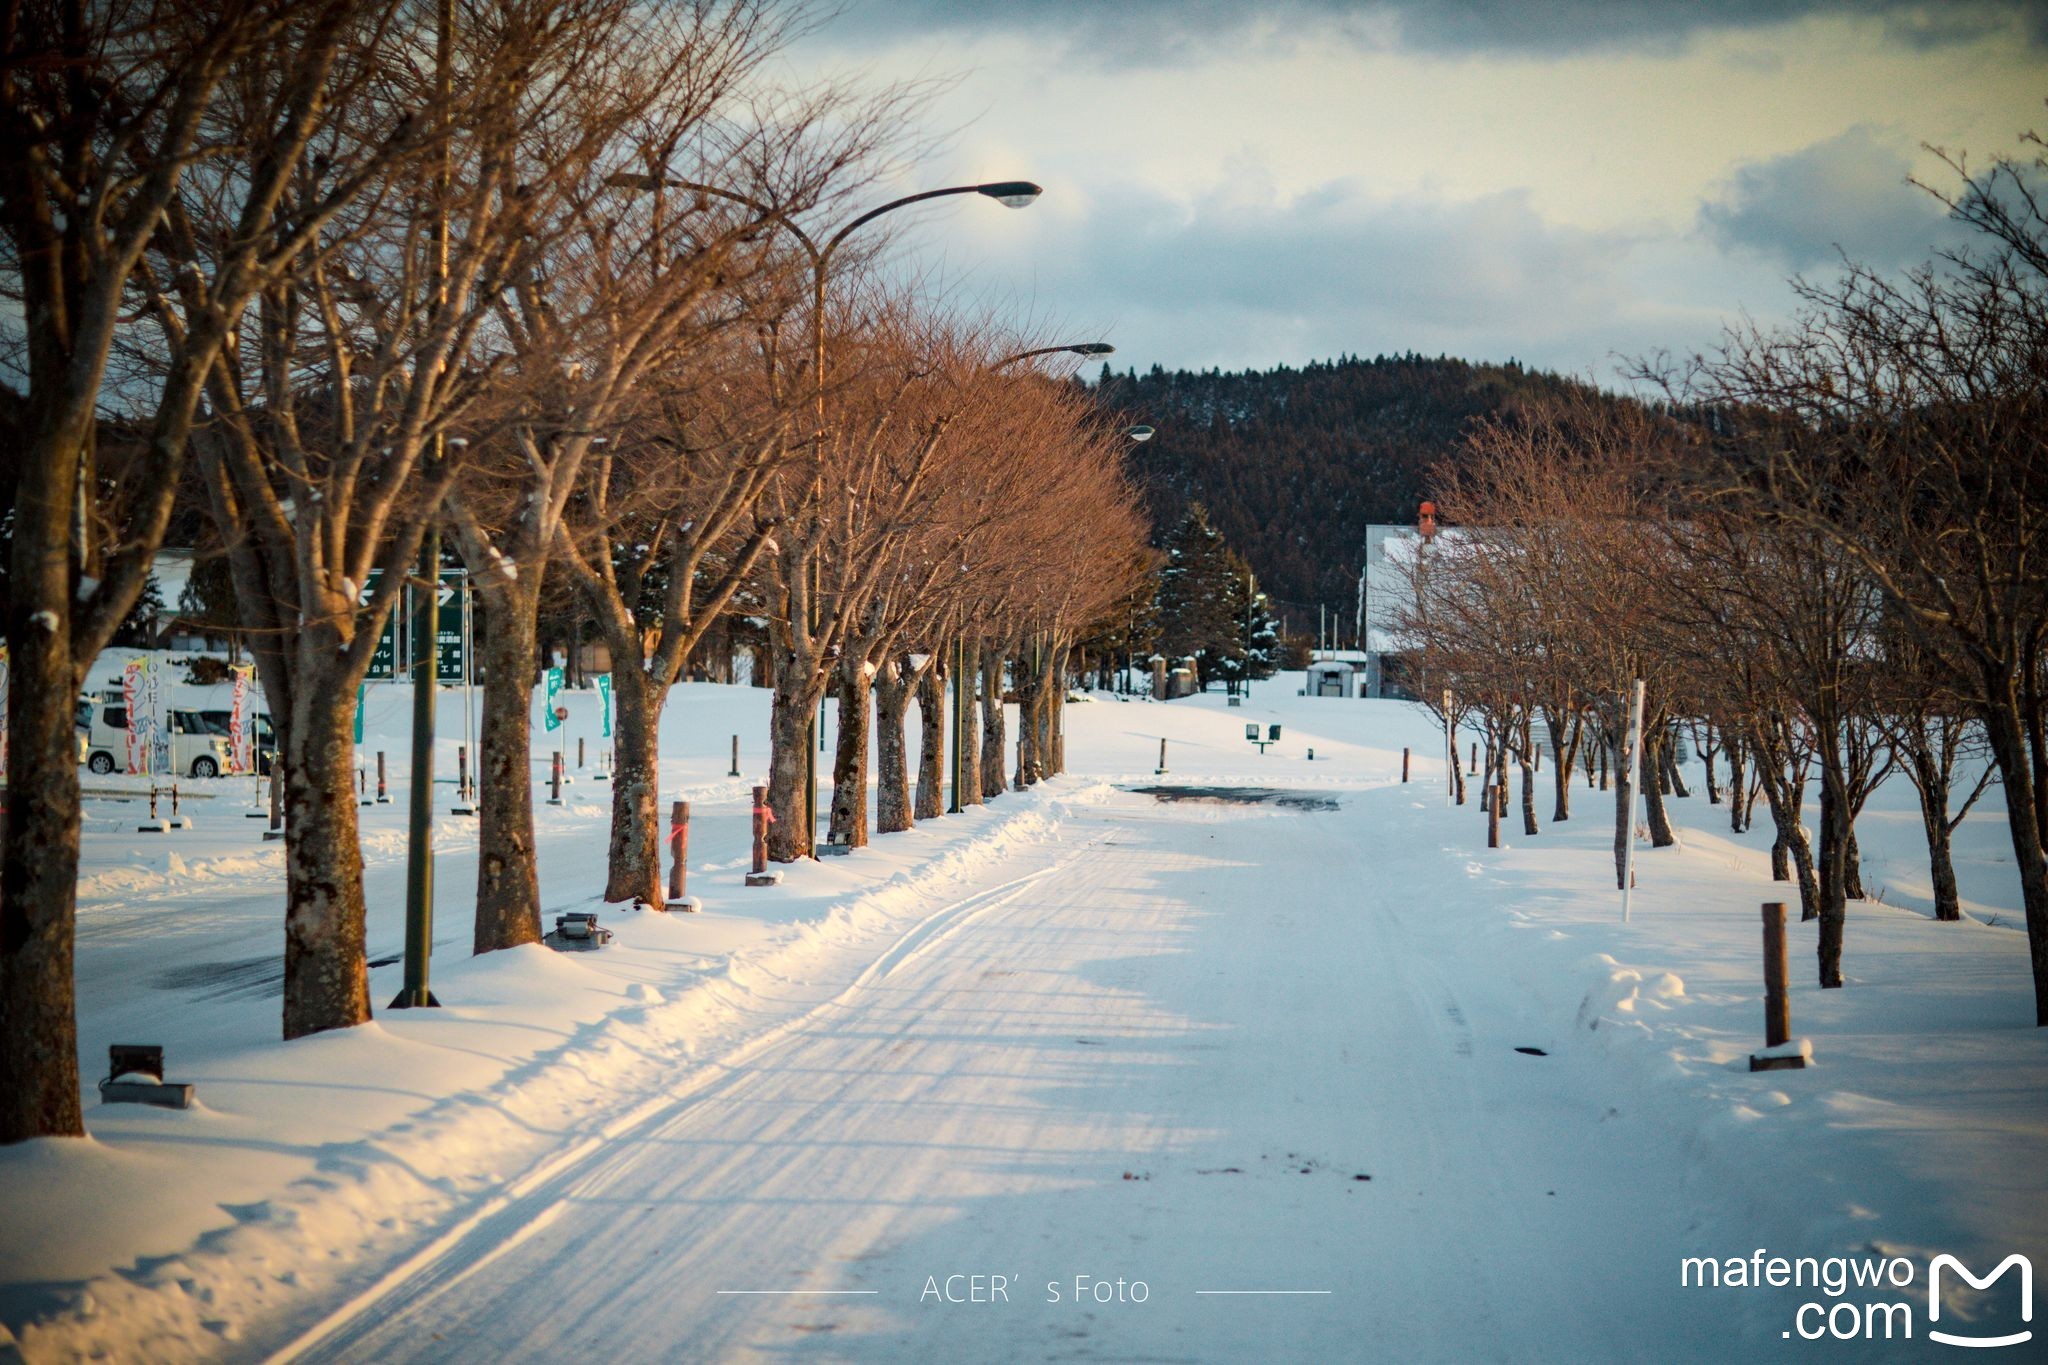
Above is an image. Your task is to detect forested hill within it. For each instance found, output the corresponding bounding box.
[1093,354,1593,636]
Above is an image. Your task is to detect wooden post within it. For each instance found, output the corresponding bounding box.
[376,750,390,803]
[1468,741,1477,776]
[1749,902,1807,1071]
[358,765,369,804]
[1401,747,1410,783]
[667,799,692,907]
[148,787,158,821]
[748,784,771,879]
[548,751,564,805]
[170,783,181,820]
[729,734,740,778]
[1762,902,1789,1046]
[1486,784,1500,848]
[578,736,586,769]
[456,744,468,801]
[1155,737,1169,775]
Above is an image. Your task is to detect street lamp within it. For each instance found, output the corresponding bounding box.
[948,338,1115,814]
[610,169,1043,855]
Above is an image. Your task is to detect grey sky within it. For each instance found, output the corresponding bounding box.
[783,0,2044,381]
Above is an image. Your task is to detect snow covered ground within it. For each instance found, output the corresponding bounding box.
[2,671,2043,1362]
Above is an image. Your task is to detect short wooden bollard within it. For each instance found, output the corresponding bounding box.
[548,751,564,805]
[745,784,780,886]
[1402,747,1411,783]
[1469,742,1478,776]
[578,736,586,769]
[729,734,741,778]
[358,765,370,805]
[1155,737,1169,775]
[376,751,391,803]
[1750,902,1808,1071]
[666,799,697,910]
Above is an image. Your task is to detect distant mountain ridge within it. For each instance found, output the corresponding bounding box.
[1093,354,1596,637]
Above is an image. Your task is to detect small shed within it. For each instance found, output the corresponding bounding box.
[1304,650,1367,698]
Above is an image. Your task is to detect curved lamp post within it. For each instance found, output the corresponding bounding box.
[608,171,1043,855]
[947,341,1115,813]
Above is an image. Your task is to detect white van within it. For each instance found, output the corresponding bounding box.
[79,698,236,778]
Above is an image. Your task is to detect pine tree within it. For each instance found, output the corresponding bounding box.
[1156,504,1249,688]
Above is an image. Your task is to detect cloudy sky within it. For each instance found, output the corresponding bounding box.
[779,0,2045,384]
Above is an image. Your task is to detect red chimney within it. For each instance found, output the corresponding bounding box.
[1418,500,1438,541]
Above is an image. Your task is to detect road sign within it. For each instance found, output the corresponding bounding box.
[364,569,404,681]
[436,570,467,683]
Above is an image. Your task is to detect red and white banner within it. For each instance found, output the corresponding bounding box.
[229,665,254,773]
[122,658,146,774]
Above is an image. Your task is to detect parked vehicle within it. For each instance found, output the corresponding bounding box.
[78,698,237,778]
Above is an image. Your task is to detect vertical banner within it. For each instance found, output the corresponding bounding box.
[229,665,254,773]
[123,657,161,774]
[354,683,367,745]
[598,673,612,739]
[543,666,564,732]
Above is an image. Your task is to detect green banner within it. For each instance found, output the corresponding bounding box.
[598,674,612,738]
[354,683,366,745]
[544,666,564,732]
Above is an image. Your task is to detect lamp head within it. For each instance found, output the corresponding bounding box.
[1125,425,1155,443]
[1070,342,1114,356]
[976,181,1043,209]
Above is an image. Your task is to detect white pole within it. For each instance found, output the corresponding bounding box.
[1621,677,1646,922]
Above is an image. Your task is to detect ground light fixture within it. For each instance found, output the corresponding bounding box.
[1126,425,1155,441]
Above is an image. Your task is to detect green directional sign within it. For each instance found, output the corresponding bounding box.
[364,569,404,681]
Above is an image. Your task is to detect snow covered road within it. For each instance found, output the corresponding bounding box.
[285,787,1718,1363]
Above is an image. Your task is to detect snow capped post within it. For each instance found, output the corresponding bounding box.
[1750,903,1810,1072]
[665,800,698,911]
[1621,677,1646,922]
[745,785,780,887]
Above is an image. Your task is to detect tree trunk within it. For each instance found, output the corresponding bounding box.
[1519,756,1538,837]
[473,577,543,951]
[1,559,86,1139]
[1979,701,2048,1024]
[1548,710,1577,823]
[1663,741,1691,798]
[875,661,915,834]
[980,642,1007,799]
[281,691,372,1040]
[1699,725,1722,805]
[1843,827,1865,901]
[1908,749,1962,922]
[603,665,666,904]
[1815,758,1850,989]
[1727,738,1748,831]
[1754,748,1818,919]
[1611,733,1633,890]
[1643,730,1679,848]
[827,661,873,849]
[957,643,982,807]
[915,662,945,821]
[768,676,819,861]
